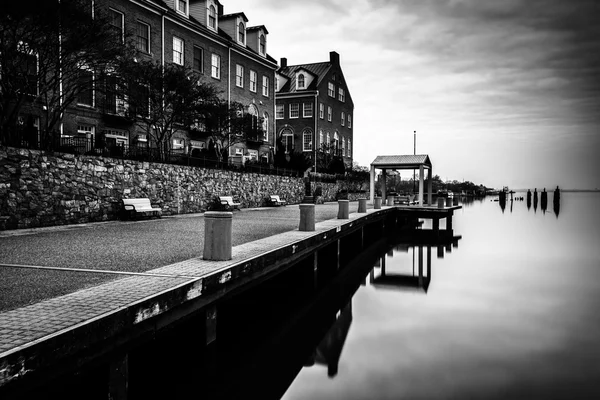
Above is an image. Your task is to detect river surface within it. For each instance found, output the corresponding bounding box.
[282,192,600,400]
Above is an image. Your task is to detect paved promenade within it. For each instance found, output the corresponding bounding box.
[0,202,353,313]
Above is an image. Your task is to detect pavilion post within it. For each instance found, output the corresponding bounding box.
[418,165,424,205]
[427,167,433,205]
[370,165,376,204]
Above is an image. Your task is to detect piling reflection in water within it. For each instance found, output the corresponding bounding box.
[553,186,561,217]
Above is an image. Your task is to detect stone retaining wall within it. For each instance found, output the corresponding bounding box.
[0,147,369,230]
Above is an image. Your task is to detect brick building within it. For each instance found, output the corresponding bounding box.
[21,0,277,164]
[275,51,354,169]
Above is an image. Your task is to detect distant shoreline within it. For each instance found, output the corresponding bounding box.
[512,189,600,193]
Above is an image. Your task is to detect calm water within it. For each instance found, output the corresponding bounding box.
[282,192,600,400]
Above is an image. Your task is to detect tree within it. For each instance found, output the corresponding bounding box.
[0,0,130,144]
[197,98,264,161]
[117,60,218,160]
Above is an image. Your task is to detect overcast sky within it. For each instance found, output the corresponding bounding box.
[224,0,599,189]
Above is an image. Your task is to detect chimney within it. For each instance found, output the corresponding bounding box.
[330,51,339,66]
[280,57,287,68]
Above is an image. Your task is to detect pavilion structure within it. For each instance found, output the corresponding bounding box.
[370,155,434,206]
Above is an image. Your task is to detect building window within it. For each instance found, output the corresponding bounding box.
[16,43,38,96]
[281,128,294,153]
[77,124,95,137]
[303,103,313,118]
[328,82,335,97]
[238,22,245,44]
[236,64,244,88]
[334,132,339,153]
[327,106,332,122]
[249,70,257,92]
[193,46,203,73]
[338,88,345,102]
[348,139,351,156]
[289,103,299,119]
[319,130,323,150]
[262,76,269,96]
[132,83,150,117]
[77,69,94,106]
[208,5,217,29]
[136,21,150,53]
[297,73,305,89]
[303,129,312,152]
[211,54,220,79]
[176,0,188,16]
[348,114,352,128]
[326,132,331,151]
[173,36,184,65]
[341,111,345,126]
[262,112,269,141]
[109,9,124,42]
[319,103,324,119]
[259,34,266,55]
[173,137,185,150]
[276,104,284,119]
[342,137,346,156]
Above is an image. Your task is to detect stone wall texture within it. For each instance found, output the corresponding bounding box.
[0,147,369,230]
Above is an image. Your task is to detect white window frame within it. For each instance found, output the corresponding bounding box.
[348,139,351,156]
[348,114,352,128]
[319,103,324,119]
[238,21,245,45]
[297,73,305,89]
[176,0,189,16]
[262,112,269,141]
[262,76,269,97]
[173,137,185,150]
[303,129,312,152]
[208,4,217,31]
[249,70,257,92]
[342,137,346,156]
[341,111,345,126]
[236,64,244,88]
[303,103,313,118]
[289,103,299,119]
[109,8,124,43]
[173,36,184,65]
[319,130,323,150]
[327,106,332,122]
[276,104,284,119]
[211,53,221,79]
[328,82,335,97]
[136,21,150,53]
[326,132,331,151]
[259,33,266,56]
[338,87,345,102]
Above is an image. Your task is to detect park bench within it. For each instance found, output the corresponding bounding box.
[267,195,287,206]
[219,196,241,211]
[121,198,162,220]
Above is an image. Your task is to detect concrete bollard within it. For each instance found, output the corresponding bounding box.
[446,197,452,207]
[299,204,315,231]
[387,196,395,206]
[203,211,232,261]
[358,198,367,213]
[453,196,459,206]
[337,200,349,219]
[438,198,445,208]
[374,197,382,209]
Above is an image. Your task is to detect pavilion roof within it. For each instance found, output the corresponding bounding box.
[370,155,432,169]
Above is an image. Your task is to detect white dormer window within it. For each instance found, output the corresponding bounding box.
[259,34,266,56]
[238,22,245,45]
[297,73,305,89]
[208,4,217,30]
[176,0,188,16]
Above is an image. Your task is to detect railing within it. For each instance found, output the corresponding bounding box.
[0,132,304,178]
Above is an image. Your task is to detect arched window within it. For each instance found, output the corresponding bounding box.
[297,73,305,89]
[259,34,266,55]
[247,104,258,135]
[348,139,351,157]
[326,132,331,153]
[303,129,312,152]
[262,112,269,141]
[208,5,216,29]
[342,137,346,156]
[238,22,245,44]
[280,127,294,153]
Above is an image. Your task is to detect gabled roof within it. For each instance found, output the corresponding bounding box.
[247,25,269,34]
[278,62,331,92]
[220,12,248,22]
[371,155,432,169]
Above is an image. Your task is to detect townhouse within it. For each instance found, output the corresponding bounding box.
[43,0,278,163]
[275,51,354,170]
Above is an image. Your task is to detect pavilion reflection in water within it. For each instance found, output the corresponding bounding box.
[368,235,461,294]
